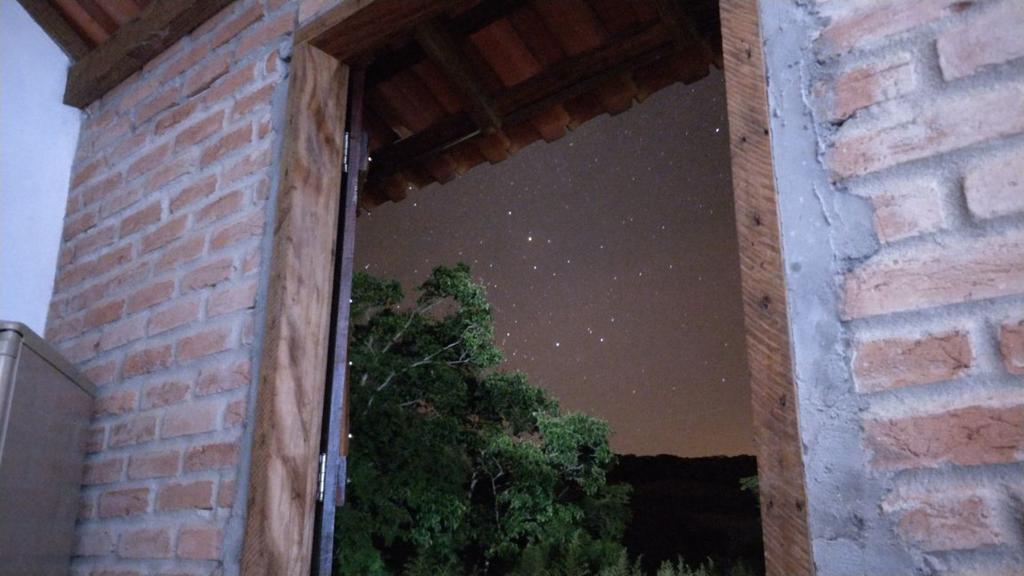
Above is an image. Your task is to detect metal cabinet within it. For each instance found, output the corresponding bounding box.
[0,321,95,575]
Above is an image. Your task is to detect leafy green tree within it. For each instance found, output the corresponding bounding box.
[334,265,631,576]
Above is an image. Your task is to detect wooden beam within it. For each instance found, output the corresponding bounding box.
[16,0,91,60]
[240,43,349,576]
[720,1,812,575]
[298,0,459,62]
[63,0,234,108]
[414,20,501,132]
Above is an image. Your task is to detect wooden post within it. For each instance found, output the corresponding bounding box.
[241,43,349,576]
[720,1,813,575]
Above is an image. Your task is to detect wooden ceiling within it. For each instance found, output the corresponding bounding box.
[357,0,723,210]
[18,0,154,60]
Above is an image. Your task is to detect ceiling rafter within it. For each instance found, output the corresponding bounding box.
[414,19,502,133]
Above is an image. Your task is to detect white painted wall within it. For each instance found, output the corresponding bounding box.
[0,0,82,334]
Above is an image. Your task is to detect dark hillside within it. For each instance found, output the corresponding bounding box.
[609,454,764,574]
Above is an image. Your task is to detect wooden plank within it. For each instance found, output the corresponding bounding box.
[314,64,367,576]
[17,0,92,60]
[415,20,501,132]
[63,0,234,107]
[240,43,349,576]
[298,0,458,61]
[720,2,812,575]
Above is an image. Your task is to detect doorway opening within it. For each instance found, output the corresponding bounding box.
[242,2,812,575]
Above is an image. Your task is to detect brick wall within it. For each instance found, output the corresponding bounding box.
[41,0,1024,573]
[806,0,1024,572]
[45,1,298,573]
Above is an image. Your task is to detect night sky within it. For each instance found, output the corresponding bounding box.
[354,70,752,457]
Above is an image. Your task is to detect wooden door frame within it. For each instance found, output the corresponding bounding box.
[242,1,813,574]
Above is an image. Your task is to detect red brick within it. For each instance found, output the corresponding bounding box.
[119,527,171,559]
[999,319,1024,375]
[98,487,149,518]
[185,53,232,97]
[217,478,236,508]
[83,299,125,331]
[82,457,124,485]
[127,280,174,313]
[141,379,190,410]
[115,74,159,115]
[149,299,201,335]
[94,389,138,418]
[197,359,250,396]
[110,130,150,164]
[185,441,239,471]
[176,325,232,362]
[48,316,83,342]
[211,4,263,49]
[937,1,1024,81]
[127,143,172,182]
[853,331,971,393]
[182,258,234,292]
[201,61,258,105]
[828,51,916,121]
[170,175,218,213]
[91,115,131,153]
[128,449,180,480]
[829,82,1024,179]
[208,280,257,317]
[818,0,969,56]
[98,316,147,352]
[223,149,271,182]
[71,224,117,263]
[60,333,100,364]
[154,99,198,135]
[136,91,181,127]
[72,156,106,189]
[83,359,118,386]
[142,216,189,254]
[225,397,246,427]
[65,209,99,241]
[865,403,1024,469]
[865,178,945,243]
[886,489,1010,552]
[156,479,214,511]
[197,190,244,224]
[75,528,115,557]
[964,146,1024,220]
[119,202,162,237]
[174,110,225,151]
[232,82,276,119]
[158,39,210,85]
[236,12,294,56]
[109,413,158,448]
[200,124,252,168]
[177,525,222,560]
[99,187,141,219]
[154,235,205,273]
[123,344,173,377]
[161,401,219,438]
[210,212,264,250]
[144,155,193,191]
[81,172,124,209]
[842,231,1024,318]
